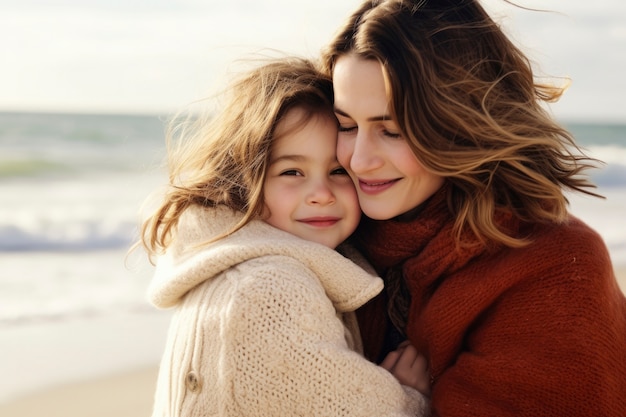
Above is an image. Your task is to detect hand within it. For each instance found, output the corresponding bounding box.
[380,341,430,397]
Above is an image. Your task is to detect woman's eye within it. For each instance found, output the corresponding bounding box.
[338,125,356,133]
[383,129,401,139]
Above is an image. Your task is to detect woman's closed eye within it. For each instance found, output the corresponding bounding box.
[383,129,402,139]
[338,125,401,139]
[338,125,356,133]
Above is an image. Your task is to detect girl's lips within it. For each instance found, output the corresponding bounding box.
[297,217,340,227]
[358,178,399,195]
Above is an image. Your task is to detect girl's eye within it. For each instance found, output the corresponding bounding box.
[338,125,356,133]
[331,167,349,176]
[280,169,302,176]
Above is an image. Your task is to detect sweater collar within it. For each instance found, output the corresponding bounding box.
[355,185,491,281]
[148,205,383,312]
[356,185,454,271]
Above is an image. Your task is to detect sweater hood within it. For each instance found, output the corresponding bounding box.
[148,205,383,313]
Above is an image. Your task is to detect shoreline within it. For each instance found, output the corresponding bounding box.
[1,268,624,417]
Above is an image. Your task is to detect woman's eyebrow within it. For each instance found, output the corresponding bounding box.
[334,107,391,122]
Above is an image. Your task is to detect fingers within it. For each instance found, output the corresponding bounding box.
[380,340,412,370]
[380,342,419,372]
[380,349,401,371]
[394,343,419,370]
[381,343,431,397]
[410,354,431,397]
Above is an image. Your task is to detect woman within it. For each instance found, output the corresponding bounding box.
[321,0,626,415]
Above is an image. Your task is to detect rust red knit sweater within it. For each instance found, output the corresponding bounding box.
[355,187,626,416]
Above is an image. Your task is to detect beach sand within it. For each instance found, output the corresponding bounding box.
[0,311,171,417]
[1,268,624,417]
[0,367,158,417]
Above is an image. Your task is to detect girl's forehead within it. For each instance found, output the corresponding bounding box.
[276,108,332,133]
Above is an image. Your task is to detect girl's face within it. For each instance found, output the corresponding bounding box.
[332,54,445,220]
[263,108,361,249]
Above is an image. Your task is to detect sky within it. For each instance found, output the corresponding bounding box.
[1,0,625,123]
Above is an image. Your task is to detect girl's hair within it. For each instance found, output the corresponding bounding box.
[141,56,334,257]
[321,0,601,248]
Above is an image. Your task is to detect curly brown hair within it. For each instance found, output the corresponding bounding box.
[321,0,601,247]
[140,56,334,258]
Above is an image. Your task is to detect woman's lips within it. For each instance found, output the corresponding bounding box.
[357,178,399,195]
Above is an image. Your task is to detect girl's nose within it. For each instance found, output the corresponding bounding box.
[306,179,335,205]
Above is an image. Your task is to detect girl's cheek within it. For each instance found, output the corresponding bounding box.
[336,139,354,171]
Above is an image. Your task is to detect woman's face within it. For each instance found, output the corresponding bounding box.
[332,54,445,220]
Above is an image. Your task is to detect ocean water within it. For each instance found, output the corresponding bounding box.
[0,112,168,326]
[1,112,625,326]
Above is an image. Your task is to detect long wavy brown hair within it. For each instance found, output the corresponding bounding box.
[140,57,334,259]
[321,0,601,248]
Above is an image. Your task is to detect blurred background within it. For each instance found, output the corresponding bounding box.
[1,0,625,410]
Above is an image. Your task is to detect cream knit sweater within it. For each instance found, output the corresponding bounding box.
[148,205,427,416]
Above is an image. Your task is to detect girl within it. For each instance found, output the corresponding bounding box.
[322,0,626,415]
[140,57,428,416]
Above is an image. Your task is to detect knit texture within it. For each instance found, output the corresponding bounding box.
[355,187,626,417]
[148,205,428,417]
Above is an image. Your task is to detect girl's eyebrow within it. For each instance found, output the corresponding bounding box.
[269,154,306,164]
[334,107,392,122]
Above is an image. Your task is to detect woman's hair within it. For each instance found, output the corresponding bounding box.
[321,0,601,248]
[141,56,334,257]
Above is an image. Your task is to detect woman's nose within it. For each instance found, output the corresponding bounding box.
[348,131,383,174]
